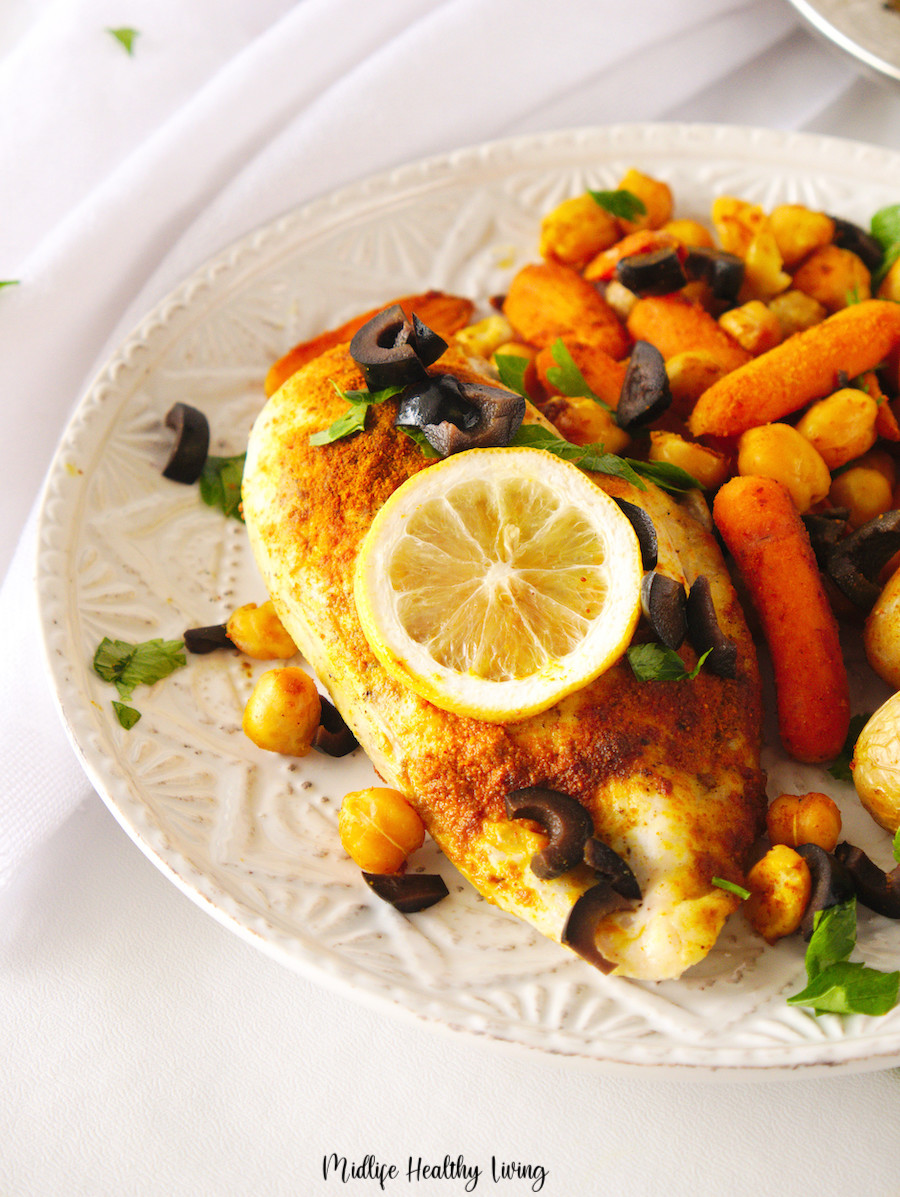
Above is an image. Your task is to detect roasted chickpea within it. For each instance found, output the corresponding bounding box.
[454,315,514,360]
[766,792,842,853]
[829,464,894,528]
[737,423,831,512]
[552,397,631,453]
[660,218,715,249]
[768,204,835,268]
[665,350,726,417]
[242,667,321,756]
[768,289,827,338]
[648,431,729,491]
[227,600,297,660]
[742,229,792,300]
[616,168,673,232]
[878,256,900,304]
[711,196,767,258]
[718,300,782,356]
[339,787,426,874]
[744,845,812,944]
[538,192,620,269]
[792,244,871,312]
[794,387,879,471]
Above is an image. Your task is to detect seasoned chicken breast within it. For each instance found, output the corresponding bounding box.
[242,342,766,981]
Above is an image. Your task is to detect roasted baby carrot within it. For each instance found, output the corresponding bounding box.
[712,475,850,764]
[534,338,627,409]
[501,261,629,360]
[626,294,751,377]
[689,299,900,438]
[265,291,475,395]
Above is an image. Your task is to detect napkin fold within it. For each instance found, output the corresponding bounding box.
[3,0,895,889]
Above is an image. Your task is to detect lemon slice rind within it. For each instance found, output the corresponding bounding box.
[353,447,643,723]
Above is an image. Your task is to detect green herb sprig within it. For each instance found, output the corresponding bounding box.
[199,453,246,521]
[828,711,871,782]
[626,643,710,682]
[870,203,900,288]
[107,26,139,54]
[589,189,647,222]
[787,898,900,1017]
[93,637,186,728]
[309,381,404,446]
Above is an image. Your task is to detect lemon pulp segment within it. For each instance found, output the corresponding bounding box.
[353,448,642,722]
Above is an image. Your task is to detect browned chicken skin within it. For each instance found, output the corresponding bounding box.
[242,342,766,980]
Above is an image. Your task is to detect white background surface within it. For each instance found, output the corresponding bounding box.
[6,1,900,1194]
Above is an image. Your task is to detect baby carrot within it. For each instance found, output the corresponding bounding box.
[502,261,629,360]
[712,475,850,764]
[626,294,751,376]
[690,299,900,438]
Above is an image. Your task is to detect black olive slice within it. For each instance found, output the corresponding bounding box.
[616,341,672,432]
[641,572,687,650]
[685,575,737,678]
[396,379,451,430]
[830,216,884,274]
[835,842,900,919]
[411,312,447,369]
[183,623,232,654]
[163,402,210,484]
[362,871,449,913]
[312,696,358,757]
[418,376,525,457]
[583,837,642,901]
[796,843,856,940]
[504,787,594,880]
[801,508,850,571]
[826,509,900,611]
[613,497,658,570]
[561,883,631,973]
[615,247,687,297]
[683,246,745,303]
[349,304,428,391]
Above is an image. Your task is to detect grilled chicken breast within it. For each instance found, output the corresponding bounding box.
[242,342,766,981]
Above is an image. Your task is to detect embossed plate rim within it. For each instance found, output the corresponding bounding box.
[35,123,900,1077]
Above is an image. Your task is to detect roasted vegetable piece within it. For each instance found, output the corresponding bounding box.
[851,693,900,831]
[744,844,811,944]
[689,300,900,438]
[502,260,628,359]
[713,475,850,764]
[626,293,751,375]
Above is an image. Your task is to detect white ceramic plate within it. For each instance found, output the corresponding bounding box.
[786,0,900,84]
[37,124,900,1077]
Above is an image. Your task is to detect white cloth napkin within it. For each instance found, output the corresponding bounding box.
[3,0,900,891]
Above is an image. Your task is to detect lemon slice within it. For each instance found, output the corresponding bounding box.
[353,447,643,722]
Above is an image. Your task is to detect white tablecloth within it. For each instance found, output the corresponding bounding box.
[5,1,900,1193]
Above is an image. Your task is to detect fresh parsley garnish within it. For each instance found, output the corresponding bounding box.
[107,26,139,54]
[93,637,186,702]
[621,458,700,494]
[712,877,751,900]
[309,381,404,446]
[0,279,19,290]
[509,425,646,488]
[112,702,141,730]
[871,203,900,287]
[588,189,647,222]
[544,339,614,414]
[787,898,900,1017]
[828,711,871,781]
[199,453,245,521]
[397,425,440,458]
[626,642,710,682]
[494,353,531,398]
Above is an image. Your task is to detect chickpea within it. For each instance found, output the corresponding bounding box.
[742,228,792,300]
[737,423,831,512]
[648,432,729,491]
[711,196,767,258]
[454,315,515,360]
[744,845,812,944]
[538,192,620,269]
[794,388,878,471]
[616,168,673,232]
[768,289,827,338]
[552,397,631,453]
[718,300,782,356]
[227,600,297,660]
[660,218,715,249]
[829,464,894,528]
[665,350,726,417]
[878,256,900,303]
[339,787,425,874]
[768,204,835,268]
[766,792,842,853]
[792,244,871,313]
[242,667,321,756]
